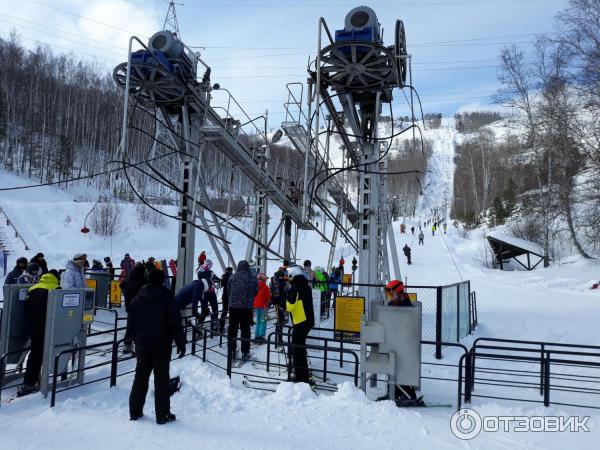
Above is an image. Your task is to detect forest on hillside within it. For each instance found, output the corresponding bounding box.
[452,0,600,261]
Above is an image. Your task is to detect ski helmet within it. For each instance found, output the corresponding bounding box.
[385,279,405,294]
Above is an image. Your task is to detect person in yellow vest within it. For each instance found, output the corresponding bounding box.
[17,270,61,397]
[285,265,315,384]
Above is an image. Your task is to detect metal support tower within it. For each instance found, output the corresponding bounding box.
[163,1,182,35]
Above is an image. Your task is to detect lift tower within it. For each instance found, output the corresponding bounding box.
[312,7,408,314]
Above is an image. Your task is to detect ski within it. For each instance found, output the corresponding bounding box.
[243,375,338,392]
[242,380,277,392]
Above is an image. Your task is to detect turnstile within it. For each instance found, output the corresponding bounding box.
[40,288,95,396]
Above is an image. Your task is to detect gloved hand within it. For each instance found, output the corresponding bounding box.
[177,343,186,359]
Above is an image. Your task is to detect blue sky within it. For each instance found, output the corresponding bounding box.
[0,0,570,128]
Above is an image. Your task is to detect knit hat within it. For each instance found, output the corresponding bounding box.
[148,269,165,286]
[73,253,87,261]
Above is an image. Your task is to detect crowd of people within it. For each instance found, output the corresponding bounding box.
[3,246,421,422]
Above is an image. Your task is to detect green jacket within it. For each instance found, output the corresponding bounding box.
[314,270,328,292]
[28,273,60,293]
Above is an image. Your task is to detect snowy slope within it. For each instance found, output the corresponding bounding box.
[2,117,600,448]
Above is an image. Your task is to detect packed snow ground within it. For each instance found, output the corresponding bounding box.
[2,117,600,448]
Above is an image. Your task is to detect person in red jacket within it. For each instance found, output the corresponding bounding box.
[253,273,271,343]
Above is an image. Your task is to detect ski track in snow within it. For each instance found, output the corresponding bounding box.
[2,118,600,448]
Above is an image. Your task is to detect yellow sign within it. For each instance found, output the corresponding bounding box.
[342,274,352,284]
[334,296,365,334]
[408,293,417,304]
[83,314,93,323]
[110,281,122,307]
[85,279,97,290]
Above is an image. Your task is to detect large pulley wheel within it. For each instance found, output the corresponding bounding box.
[395,20,408,85]
[318,40,397,91]
[113,62,186,106]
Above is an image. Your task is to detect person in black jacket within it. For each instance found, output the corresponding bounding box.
[18,270,61,397]
[402,244,412,265]
[121,263,147,313]
[30,253,48,274]
[285,265,315,384]
[227,260,258,363]
[4,256,28,285]
[126,269,186,425]
[218,267,234,333]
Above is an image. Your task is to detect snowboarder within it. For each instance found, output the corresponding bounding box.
[382,280,423,406]
[4,257,28,285]
[127,269,186,425]
[218,266,234,333]
[402,245,412,265]
[286,265,315,384]
[17,263,41,284]
[253,273,271,343]
[418,231,424,245]
[227,260,258,364]
[61,253,86,289]
[30,252,48,274]
[17,270,61,397]
[411,226,415,235]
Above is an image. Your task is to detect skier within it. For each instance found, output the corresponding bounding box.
[198,251,206,267]
[218,266,234,333]
[303,260,315,287]
[30,252,48,274]
[127,269,186,425]
[253,273,271,343]
[328,267,341,310]
[410,226,415,235]
[418,231,424,245]
[17,270,61,397]
[144,257,157,273]
[17,263,41,284]
[432,224,436,236]
[314,266,329,318]
[174,276,204,322]
[227,260,258,364]
[269,268,288,348]
[91,259,104,270]
[400,223,406,234]
[104,256,115,277]
[402,245,412,265]
[286,265,315,384]
[4,257,28,285]
[121,263,148,313]
[197,260,219,336]
[61,253,86,289]
[382,280,423,406]
[443,222,448,234]
[119,253,136,281]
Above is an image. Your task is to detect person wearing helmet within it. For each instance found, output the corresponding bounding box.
[4,257,29,285]
[253,273,271,343]
[17,263,41,285]
[382,279,422,406]
[286,264,315,384]
[384,280,412,307]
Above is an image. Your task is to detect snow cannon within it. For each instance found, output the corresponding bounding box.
[113,30,198,106]
[318,6,407,91]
